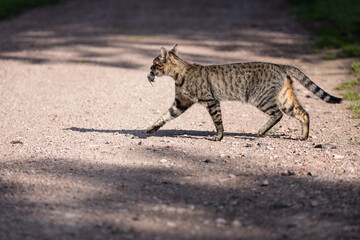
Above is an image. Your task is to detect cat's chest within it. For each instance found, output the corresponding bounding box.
[175,85,199,102]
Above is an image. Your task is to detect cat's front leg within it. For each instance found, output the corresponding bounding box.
[146,98,193,134]
[206,100,224,141]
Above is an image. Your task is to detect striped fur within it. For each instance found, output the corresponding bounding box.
[146,45,342,141]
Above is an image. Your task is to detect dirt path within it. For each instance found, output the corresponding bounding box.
[0,0,359,239]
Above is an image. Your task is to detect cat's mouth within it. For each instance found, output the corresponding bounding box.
[147,71,156,86]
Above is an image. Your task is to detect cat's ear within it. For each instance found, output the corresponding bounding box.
[171,44,179,55]
[160,47,168,59]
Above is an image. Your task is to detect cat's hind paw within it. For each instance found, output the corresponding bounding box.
[146,126,160,134]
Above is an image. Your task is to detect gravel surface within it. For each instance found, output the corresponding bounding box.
[0,0,359,239]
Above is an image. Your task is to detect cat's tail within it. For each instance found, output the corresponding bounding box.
[284,65,342,104]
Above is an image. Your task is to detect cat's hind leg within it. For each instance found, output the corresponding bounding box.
[278,77,309,140]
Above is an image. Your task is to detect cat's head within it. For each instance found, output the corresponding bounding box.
[149,45,179,79]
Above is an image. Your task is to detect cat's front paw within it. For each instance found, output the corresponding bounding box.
[212,134,223,141]
[146,125,160,134]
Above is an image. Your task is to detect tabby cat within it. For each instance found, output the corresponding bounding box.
[146,45,342,141]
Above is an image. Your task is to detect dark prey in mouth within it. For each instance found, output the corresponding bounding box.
[147,71,155,86]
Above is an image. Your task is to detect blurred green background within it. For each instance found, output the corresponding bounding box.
[0,0,61,20]
[288,0,360,58]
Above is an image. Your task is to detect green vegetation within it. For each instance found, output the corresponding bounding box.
[0,0,61,20]
[352,61,360,74]
[348,102,360,118]
[349,139,360,145]
[335,79,360,90]
[287,0,360,58]
[343,92,360,101]
[336,78,360,118]
[266,127,278,135]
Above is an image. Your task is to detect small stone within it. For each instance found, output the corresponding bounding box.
[273,203,290,209]
[203,220,210,225]
[344,167,354,173]
[245,143,253,147]
[138,141,142,145]
[228,174,236,179]
[333,154,344,159]
[203,159,212,163]
[232,219,242,227]
[260,179,269,186]
[281,170,295,176]
[307,172,313,176]
[314,144,326,149]
[266,146,274,150]
[216,218,227,226]
[310,200,319,207]
[257,143,269,147]
[314,143,337,149]
[159,159,167,163]
[11,140,23,145]
[166,221,176,227]
[65,212,76,219]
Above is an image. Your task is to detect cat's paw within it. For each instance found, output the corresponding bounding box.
[146,126,159,134]
[212,135,223,141]
[297,135,308,141]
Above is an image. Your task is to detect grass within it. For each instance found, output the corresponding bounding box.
[287,0,360,58]
[336,78,360,119]
[343,92,360,101]
[266,127,278,135]
[349,140,360,145]
[348,102,360,118]
[352,61,360,74]
[335,79,360,90]
[0,0,61,20]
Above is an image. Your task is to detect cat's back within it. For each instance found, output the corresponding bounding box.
[203,62,286,101]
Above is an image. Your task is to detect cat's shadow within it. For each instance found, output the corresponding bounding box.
[64,127,292,141]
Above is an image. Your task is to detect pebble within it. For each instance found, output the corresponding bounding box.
[228,174,236,179]
[216,218,227,226]
[245,143,253,147]
[159,159,167,163]
[314,143,337,149]
[232,219,242,227]
[260,179,269,186]
[273,203,290,209]
[310,200,319,207]
[64,212,76,219]
[333,154,344,159]
[203,159,213,163]
[281,170,295,176]
[166,221,176,227]
[257,143,269,147]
